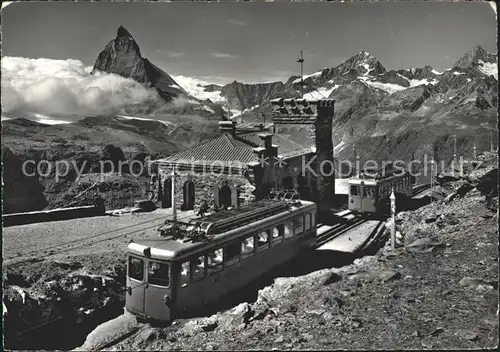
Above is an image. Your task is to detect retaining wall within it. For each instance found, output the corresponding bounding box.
[2,205,106,227]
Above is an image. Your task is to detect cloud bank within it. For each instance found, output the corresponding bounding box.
[1,57,162,120]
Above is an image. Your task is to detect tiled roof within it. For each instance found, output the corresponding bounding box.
[159,133,257,166]
[158,128,315,168]
[239,133,306,155]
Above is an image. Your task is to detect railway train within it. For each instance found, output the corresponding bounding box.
[126,199,317,322]
[126,170,414,322]
[348,169,413,214]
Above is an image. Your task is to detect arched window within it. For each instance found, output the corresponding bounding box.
[282,176,294,190]
[162,179,172,208]
[219,185,232,208]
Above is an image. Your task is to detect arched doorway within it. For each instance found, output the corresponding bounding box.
[219,185,232,208]
[282,176,294,190]
[297,175,310,200]
[183,181,195,210]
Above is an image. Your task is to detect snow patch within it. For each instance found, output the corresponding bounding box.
[117,114,175,127]
[409,78,439,87]
[359,78,406,94]
[171,75,226,103]
[203,106,215,114]
[333,140,346,154]
[477,60,498,79]
[453,71,465,76]
[431,69,442,75]
[303,85,339,100]
[292,71,322,84]
[227,105,259,119]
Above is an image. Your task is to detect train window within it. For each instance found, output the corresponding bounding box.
[295,217,304,235]
[257,230,270,251]
[192,255,205,282]
[304,214,311,230]
[207,248,224,275]
[350,186,359,196]
[364,187,375,198]
[272,225,283,245]
[284,221,294,239]
[224,241,241,267]
[241,236,255,259]
[181,261,190,287]
[148,261,170,287]
[128,257,144,281]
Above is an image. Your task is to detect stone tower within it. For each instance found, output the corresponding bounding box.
[270,98,335,208]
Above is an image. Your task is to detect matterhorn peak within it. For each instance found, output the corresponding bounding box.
[359,50,372,58]
[117,25,134,39]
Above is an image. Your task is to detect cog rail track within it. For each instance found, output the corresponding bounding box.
[314,211,368,249]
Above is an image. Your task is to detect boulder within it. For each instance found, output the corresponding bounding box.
[406,237,445,254]
[217,302,253,331]
[455,181,475,197]
[133,199,157,212]
[378,270,402,282]
[476,168,498,197]
[444,192,459,204]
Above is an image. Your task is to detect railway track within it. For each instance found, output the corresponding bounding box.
[412,183,431,197]
[314,211,368,249]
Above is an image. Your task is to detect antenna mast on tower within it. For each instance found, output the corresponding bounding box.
[297,50,305,98]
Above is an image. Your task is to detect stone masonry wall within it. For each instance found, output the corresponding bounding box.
[155,167,255,211]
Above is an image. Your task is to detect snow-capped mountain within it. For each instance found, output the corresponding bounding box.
[93,26,188,102]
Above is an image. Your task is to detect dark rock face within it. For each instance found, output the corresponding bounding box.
[377,70,411,87]
[453,46,497,71]
[92,26,186,102]
[2,146,48,214]
[397,65,440,81]
[220,81,288,111]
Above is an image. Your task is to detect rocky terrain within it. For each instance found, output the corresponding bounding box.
[1,114,220,213]
[2,147,497,350]
[79,151,497,351]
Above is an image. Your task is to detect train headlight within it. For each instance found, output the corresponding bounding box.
[162,295,171,307]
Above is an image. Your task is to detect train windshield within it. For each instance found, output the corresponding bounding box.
[148,261,170,287]
[128,256,144,281]
[350,185,359,196]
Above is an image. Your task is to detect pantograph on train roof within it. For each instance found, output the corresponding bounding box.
[157,198,305,242]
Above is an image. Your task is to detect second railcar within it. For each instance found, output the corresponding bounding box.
[348,172,413,214]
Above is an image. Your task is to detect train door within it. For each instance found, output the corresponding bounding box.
[143,259,172,321]
[362,186,376,213]
[126,255,146,315]
[349,183,361,212]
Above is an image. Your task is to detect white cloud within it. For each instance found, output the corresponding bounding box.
[212,52,237,59]
[1,56,161,120]
[227,19,247,26]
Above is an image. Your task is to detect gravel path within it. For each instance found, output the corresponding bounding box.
[3,209,196,265]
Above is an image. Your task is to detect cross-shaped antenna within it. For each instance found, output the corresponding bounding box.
[297,50,305,98]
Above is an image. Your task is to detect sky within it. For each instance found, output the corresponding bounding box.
[1,1,497,85]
